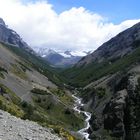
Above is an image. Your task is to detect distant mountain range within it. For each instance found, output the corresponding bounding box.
[34,47,91,67]
[0,17,91,68]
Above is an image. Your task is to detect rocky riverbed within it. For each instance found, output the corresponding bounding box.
[0,109,61,140]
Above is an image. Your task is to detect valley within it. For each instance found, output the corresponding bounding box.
[0,17,140,140]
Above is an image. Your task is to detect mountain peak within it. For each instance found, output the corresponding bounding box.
[64,50,73,57]
[0,18,6,26]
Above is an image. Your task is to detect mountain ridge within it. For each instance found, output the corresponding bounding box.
[77,22,140,67]
[61,21,140,87]
[34,47,86,67]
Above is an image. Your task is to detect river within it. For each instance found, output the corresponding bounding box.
[72,93,91,140]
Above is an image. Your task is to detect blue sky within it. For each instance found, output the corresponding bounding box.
[50,0,140,23]
[1,0,140,54]
[25,0,140,24]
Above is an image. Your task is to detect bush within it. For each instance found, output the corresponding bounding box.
[31,88,49,95]
[64,108,71,115]
[21,101,28,108]
[96,87,106,99]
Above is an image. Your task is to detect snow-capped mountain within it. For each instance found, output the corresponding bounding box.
[33,47,91,67]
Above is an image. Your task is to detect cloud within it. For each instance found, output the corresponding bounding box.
[0,0,140,53]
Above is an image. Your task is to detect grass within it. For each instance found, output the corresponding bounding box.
[50,88,74,106]
[10,63,28,80]
[0,66,8,79]
[32,93,84,131]
[0,84,24,117]
[0,42,84,139]
[0,95,24,117]
[0,89,77,139]
[0,84,21,104]
[1,42,63,86]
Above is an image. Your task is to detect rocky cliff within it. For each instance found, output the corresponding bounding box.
[80,67,140,140]
[0,18,33,53]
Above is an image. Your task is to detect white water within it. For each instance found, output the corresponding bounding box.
[72,94,91,140]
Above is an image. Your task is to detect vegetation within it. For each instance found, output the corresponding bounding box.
[61,45,140,87]
[96,87,106,99]
[31,88,50,95]
[0,66,7,79]
[0,87,78,140]
[0,66,7,73]
[50,88,74,106]
[32,93,84,131]
[80,87,106,104]
[1,42,63,86]
[0,84,24,117]
[10,63,28,80]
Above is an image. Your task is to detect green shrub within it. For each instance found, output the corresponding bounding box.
[96,87,106,99]
[31,88,49,95]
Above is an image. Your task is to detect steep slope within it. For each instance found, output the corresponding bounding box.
[0,42,85,139]
[59,22,140,140]
[77,65,140,140]
[0,18,33,53]
[62,22,140,87]
[77,22,140,66]
[0,19,85,140]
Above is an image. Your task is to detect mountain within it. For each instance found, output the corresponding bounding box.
[62,22,140,86]
[0,18,84,139]
[61,22,140,140]
[77,22,140,66]
[34,47,85,67]
[0,18,34,53]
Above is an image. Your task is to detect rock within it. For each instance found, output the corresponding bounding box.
[103,89,128,138]
[0,18,6,26]
[76,22,140,66]
[0,18,34,54]
[0,109,61,140]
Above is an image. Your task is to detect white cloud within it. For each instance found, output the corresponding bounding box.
[0,0,140,54]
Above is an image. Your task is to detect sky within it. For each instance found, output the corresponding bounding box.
[0,0,140,55]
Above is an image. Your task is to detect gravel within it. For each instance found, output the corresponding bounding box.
[0,110,61,140]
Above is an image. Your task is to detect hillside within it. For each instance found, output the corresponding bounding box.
[60,22,140,140]
[0,41,85,139]
[0,19,85,140]
[61,22,140,87]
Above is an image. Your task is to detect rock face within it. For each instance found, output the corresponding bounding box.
[0,18,6,26]
[103,90,128,138]
[0,109,61,140]
[77,22,140,66]
[0,18,33,53]
[87,73,140,140]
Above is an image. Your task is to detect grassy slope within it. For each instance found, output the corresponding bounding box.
[1,42,63,86]
[0,43,84,140]
[61,46,140,87]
